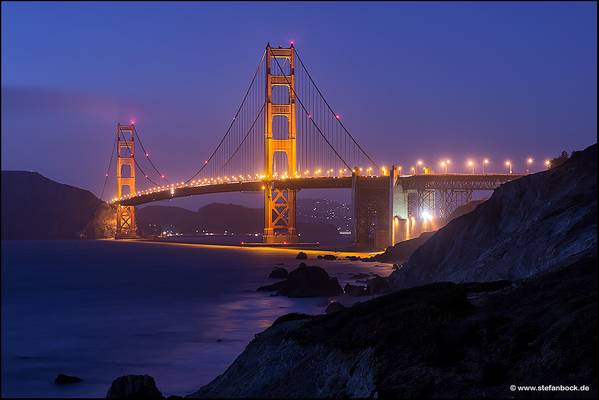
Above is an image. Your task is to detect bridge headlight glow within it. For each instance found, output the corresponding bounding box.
[421,210,433,222]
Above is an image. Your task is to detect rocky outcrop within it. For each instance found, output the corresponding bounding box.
[257,265,342,297]
[192,256,597,398]
[389,144,597,289]
[106,375,163,399]
[296,251,307,260]
[343,283,367,296]
[268,267,288,279]
[371,231,435,263]
[325,301,346,314]
[366,276,391,295]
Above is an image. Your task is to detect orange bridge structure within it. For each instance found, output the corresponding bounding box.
[104,44,525,248]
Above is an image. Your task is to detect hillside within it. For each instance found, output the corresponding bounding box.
[1,171,113,239]
[138,203,343,242]
[388,143,597,289]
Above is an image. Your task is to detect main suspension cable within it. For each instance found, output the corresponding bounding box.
[99,136,117,201]
[185,50,266,184]
[293,47,378,168]
[133,126,169,183]
[269,46,352,171]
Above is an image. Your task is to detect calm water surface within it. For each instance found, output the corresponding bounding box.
[1,240,390,397]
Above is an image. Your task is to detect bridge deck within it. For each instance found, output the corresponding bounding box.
[114,173,525,206]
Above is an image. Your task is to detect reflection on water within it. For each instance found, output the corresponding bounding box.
[1,240,390,398]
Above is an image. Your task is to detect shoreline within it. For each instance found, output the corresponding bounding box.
[101,238,384,259]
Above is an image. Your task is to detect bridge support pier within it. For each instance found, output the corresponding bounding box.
[352,171,391,249]
[262,44,299,244]
[115,123,138,239]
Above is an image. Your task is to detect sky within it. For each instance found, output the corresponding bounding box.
[2,2,597,209]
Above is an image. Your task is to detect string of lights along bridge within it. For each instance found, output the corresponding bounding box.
[104,43,543,248]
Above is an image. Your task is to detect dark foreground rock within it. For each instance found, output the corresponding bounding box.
[55,374,82,384]
[268,267,288,279]
[192,256,597,398]
[296,251,307,259]
[258,265,343,297]
[325,301,346,314]
[106,375,163,399]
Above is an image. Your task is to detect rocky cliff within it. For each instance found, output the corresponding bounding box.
[389,143,596,289]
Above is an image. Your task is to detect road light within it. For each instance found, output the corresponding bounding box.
[417,160,423,173]
[505,160,512,174]
[544,159,551,169]
[410,166,416,174]
[526,157,533,173]
[440,161,447,173]
[467,160,475,174]
[483,158,489,174]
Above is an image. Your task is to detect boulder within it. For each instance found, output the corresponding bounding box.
[55,374,82,384]
[257,265,343,298]
[106,375,163,399]
[325,301,346,314]
[323,254,338,260]
[366,276,391,295]
[344,283,367,296]
[296,251,308,260]
[268,267,288,279]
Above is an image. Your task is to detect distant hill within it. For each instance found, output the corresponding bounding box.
[138,203,342,242]
[1,171,113,239]
[0,171,345,242]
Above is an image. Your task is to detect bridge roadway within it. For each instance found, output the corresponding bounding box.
[116,173,524,206]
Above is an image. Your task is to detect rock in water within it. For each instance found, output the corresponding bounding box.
[106,375,163,399]
[366,276,391,295]
[296,251,308,259]
[257,265,342,297]
[325,301,346,314]
[344,283,367,296]
[268,267,288,279]
[55,374,82,384]
[323,254,337,260]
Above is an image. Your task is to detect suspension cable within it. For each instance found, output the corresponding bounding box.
[293,47,378,168]
[133,126,169,183]
[117,130,160,187]
[99,135,117,200]
[269,46,352,171]
[220,104,265,171]
[185,50,266,184]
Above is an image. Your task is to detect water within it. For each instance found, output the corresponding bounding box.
[1,240,390,397]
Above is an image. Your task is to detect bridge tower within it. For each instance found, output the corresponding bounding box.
[263,44,299,244]
[115,123,138,239]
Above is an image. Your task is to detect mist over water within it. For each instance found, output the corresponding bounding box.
[1,240,390,397]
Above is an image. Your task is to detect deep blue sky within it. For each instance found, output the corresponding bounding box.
[2,2,596,208]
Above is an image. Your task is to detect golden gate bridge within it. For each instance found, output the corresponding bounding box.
[103,44,526,248]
